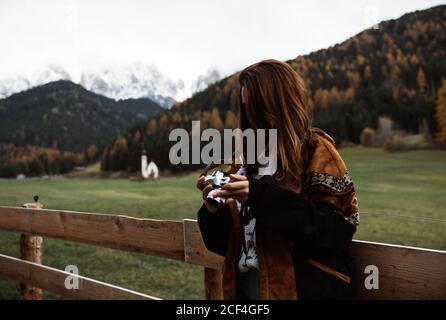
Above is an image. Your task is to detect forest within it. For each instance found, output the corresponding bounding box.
[0,81,162,177]
[101,5,446,174]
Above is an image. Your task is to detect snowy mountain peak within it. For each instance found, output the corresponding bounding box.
[190,68,221,94]
[0,63,186,108]
[0,63,224,109]
[80,62,185,108]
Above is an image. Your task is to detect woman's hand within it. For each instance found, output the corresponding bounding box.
[214,174,249,204]
[197,175,218,213]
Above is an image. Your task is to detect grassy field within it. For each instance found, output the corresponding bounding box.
[0,147,445,299]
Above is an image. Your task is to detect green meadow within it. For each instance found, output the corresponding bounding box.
[0,147,445,299]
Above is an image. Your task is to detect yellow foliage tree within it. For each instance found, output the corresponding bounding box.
[417,67,427,94]
[343,88,355,104]
[211,108,224,131]
[347,71,361,89]
[410,54,420,67]
[313,89,330,109]
[87,144,98,161]
[201,111,212,129]
[225,110,238,129]
[364,65,372,79]
[329,87,340,106]
[159,114,170,130]
[435,79,446,144]
[360,127,375,147]
[172,112,182,124]
[111,138,128,156]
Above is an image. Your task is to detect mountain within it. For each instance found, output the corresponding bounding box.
[0,66,71,99]
[0,80,163,152]
[116,97,164,115]
[101,5,446,173]
[79,62,184,108]
[0,62,184,108]
[190,68,221,94]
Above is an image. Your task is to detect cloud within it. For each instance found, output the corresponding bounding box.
[0,0,444,96]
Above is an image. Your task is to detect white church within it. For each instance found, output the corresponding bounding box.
[141,150,159,180]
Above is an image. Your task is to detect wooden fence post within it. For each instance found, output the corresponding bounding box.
[20,201,44,300]
[182,219,224,300]
[204,268,223,300]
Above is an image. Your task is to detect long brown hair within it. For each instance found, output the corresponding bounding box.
[238,59,311,189]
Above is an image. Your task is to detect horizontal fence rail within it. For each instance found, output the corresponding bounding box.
[351,241,446,299]
[0,206,185,261]
[0,206,445,300]
[0,254,157,300]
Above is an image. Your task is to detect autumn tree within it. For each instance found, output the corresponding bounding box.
[343,88,355,104]
[87,144,98,162]
[390,65,401,88]
[109,138,128,170]
[61,151,77,173]
[435,80,446,144]
[211,108,224,131]
[347,71,361,89]
[364,65,372,79]
[159,114,170,130]
[360,128,375,147]
[75,153,85,166]
[147,119,158,135]
[3,158,29,177]
[409,54,420,67]
[417,67,427,94]
[225,110,238,129]
[201,111,212,129]
[45,149,61,174]
[313,89,330,109]
[329,87,341,106]
[26,154,45,176]
[101,147,110,171]
[172,112,183,124]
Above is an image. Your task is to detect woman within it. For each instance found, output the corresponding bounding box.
[197,59,359,300]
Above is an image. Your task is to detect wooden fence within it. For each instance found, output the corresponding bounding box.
[0,205,445,300]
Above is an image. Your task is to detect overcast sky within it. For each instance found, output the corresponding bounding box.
[1,0,445,91]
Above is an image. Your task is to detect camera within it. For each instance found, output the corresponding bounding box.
[204,170,231,209]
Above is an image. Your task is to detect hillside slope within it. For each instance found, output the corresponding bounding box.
[102,5,446,172]
[0,80,163,152]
